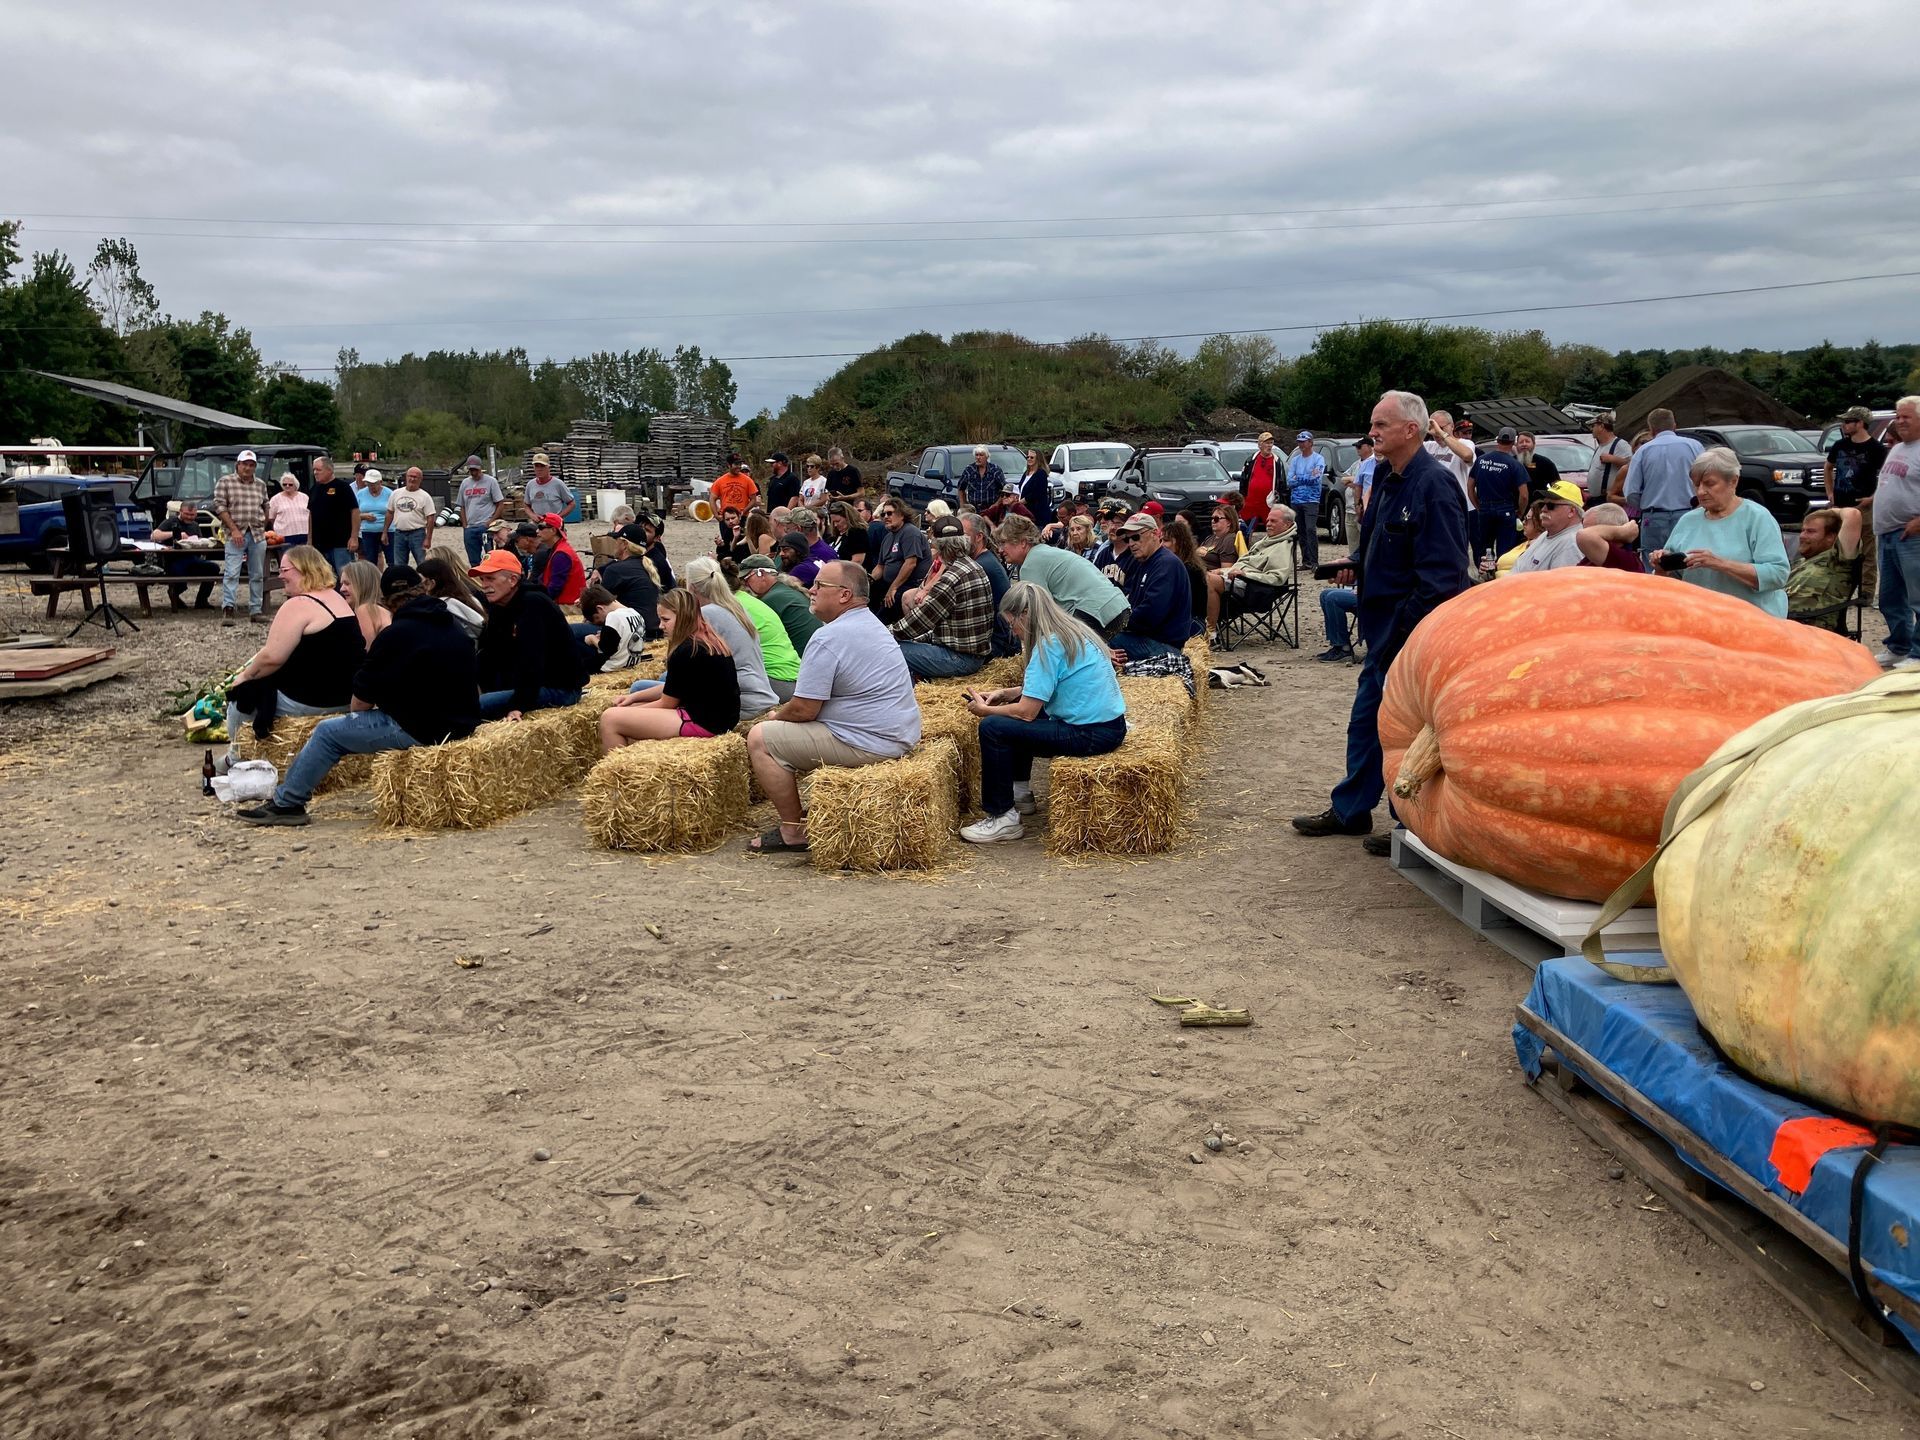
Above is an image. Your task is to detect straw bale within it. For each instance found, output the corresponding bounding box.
[912,655,1024,699]
[372,695,611,829]
[581,733,750,852]
[807,737,959,873]
[912,692,981,812]
[236,713,372,797]
[1044,727,1186,855]
[1181,635,1212,718]
[1115,676,1193,745]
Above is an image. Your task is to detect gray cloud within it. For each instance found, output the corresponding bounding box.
[5,0,1916,415]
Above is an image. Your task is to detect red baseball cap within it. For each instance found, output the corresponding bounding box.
[1142,500,1165,517]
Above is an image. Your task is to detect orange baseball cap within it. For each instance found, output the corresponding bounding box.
[469,550,524,577]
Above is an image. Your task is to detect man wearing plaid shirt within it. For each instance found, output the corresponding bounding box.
[214,449,273,625]
[957,446,1006,511]
[889,517,994,679]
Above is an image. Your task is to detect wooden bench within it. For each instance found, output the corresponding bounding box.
[30,570,283,619]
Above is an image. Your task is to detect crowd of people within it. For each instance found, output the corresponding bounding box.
[202,389,1918,842]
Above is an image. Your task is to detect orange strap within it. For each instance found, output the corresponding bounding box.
[1769,1115,1875,1195]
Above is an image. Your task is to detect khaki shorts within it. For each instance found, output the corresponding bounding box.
[756,719,897,774]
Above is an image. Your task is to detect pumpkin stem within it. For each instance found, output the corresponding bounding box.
[1392,724,1443,799]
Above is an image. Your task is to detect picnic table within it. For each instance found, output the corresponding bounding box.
[31,543,287,619]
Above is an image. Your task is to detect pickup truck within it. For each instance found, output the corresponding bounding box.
[886,444,1028,511]
[0,474,154,570]
[1676,425,1828,523]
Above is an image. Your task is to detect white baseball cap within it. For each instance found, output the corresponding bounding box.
[237,449,258,463]
[363,468,383,485]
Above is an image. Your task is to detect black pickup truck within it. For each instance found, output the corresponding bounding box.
[886,444,1027,510]
[1676,425,1828,523]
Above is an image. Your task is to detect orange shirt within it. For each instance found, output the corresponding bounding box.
[710,471,759,516]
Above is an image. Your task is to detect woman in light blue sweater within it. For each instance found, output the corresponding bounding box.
[1652,446,1789,617]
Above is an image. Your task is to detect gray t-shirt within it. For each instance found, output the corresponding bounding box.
[1587,436,1629,498]
[1873,440,1920,536]
[702,604,779,715]
[1509,525,1585,574]
[1013,543,1129,627]
[525,477,573,517]
[458,473,504,526]
[792,606,922,757]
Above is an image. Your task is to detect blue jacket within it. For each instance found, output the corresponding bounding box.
[1352,447,1472,653]
[1123,544,1194,647]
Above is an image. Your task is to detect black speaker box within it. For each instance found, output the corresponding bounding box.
[61,490,123,565]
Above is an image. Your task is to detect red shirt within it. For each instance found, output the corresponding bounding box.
[1243,452,1276,524]
[1583,541,1646,574]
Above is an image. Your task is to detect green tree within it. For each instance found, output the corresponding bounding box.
[669,344,737,422]
[258,371,342,449]
[0,247,129,441]
[1557,354,1612,407]
[1281,321,1483,431]
[157,311,262,435]
[85,237,159,337]
[1778,340,1852,419]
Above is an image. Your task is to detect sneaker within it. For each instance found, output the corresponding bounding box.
[249,610,270,625]
[1314,646,1353,662]
[1362,833,1394,857]
[960,809,1024,844]
[221,606,237,627]
[1291,807,1371,838]
[237,800,310,827]
[1871,646,1901,667]
[1895,657,1920,673]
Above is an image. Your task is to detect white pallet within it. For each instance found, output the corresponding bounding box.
[1390,829,1660,970]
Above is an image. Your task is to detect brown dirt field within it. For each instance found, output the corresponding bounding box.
[0,524,1908,1439]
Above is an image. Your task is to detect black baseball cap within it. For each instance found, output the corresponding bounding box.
[380,565,421,597]
[614,523,649,544]
[770,451,790,464]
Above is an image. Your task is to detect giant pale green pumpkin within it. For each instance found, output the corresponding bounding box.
[1654,672,1920,1125]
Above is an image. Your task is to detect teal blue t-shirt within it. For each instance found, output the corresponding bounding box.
[1666,500,1790,618]
[354,484,392,534]
[1021,633,1125,725]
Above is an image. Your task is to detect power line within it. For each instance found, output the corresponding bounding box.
[10,173,1912,231]
[15,186,1915,249]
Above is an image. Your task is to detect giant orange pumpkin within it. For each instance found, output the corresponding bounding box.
[1377,569,1881,902]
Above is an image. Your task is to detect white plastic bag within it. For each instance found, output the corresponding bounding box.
[211,759,278,804]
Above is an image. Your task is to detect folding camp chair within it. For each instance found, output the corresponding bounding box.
[1789,553,1866,642]
[1215,551,1299,651]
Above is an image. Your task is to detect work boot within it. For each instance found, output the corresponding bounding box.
[221,606,237,627]
[249,610,269,625]
[1291,807,1370,837]
[1362,833,1393,857]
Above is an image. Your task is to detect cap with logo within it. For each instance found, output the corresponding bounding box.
[739,554,779,573]
[1296,430,1313,442]
[1497,426,1518,443]
[464,454,485,470]
[237,449,258,464]
[928,517,966,539]
[1544,480,1585,509]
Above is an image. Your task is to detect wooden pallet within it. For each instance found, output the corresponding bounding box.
[1515,1004,1920,1405]
[1389,829,1660,970]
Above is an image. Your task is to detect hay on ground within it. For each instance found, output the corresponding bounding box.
[807,737,959,873]
[1044,727,1186,855]
[581,733,750,852]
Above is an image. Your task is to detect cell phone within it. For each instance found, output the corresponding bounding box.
[1658,551,1689,573]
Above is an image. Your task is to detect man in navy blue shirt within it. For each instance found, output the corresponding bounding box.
[1110,513,1193,660]
[1294,390,1471,855]
[1468,427,1531,560]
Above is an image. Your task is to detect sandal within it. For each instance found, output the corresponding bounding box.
[748,824,809,854]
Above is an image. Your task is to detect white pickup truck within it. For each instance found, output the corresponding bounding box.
[1046,442,1134,499]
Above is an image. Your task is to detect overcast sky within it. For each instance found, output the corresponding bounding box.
[6,1,1916,417]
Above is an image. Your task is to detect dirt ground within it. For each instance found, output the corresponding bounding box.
[0,521,1908,1439]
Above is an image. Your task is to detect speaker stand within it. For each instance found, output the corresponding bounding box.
[66,564,140,640]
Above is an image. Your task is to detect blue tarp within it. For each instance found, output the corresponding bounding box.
[1514,955,1920,1347]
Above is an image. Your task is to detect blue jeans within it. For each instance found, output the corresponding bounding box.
[1879,528,1920,657]
[222,533,267,612]
[1110,632,1177,661]
[226,693,345,757]
[895,640,985,680]
[464,524,490,566]
[628,678,664,697]
[1639,508,1686,563]
[325,545,355,574]
[276,710,418,806]
[1329,637,1402,826]
[979,713,1127,815]
[478,686,582,719]
[1320,586,1357,650]
[388,529,427,567]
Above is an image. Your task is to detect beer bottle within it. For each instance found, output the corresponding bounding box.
[201,748,216,796]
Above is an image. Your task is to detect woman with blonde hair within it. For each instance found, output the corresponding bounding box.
[625,556,780,716]
[599,589,740,749]
[798,454,829,508]
[216,545,363,770]
[1065,513,1097,556]
[338,559,391,648]
[959,581,1127,844]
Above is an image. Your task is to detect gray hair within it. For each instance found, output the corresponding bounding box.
[1379,390,1430,432]
[1585,501,1629,524]
[827,446,847,464]
[932,532,971,562]
[1898,395,1920,416]
[994,515,1040,546]
[824,559,869,600]
[1648,408,1677,433]
[1689,446,1741,483]
[313,456,334,478]
[1268,503,1296,524]
[1000,580,1104,671]
[972,445,989,456]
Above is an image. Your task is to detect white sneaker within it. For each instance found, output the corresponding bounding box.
[1872,646,1900,667]
[1013,788,1037,816]
[961,809,1024,844]
[1895,657,1920,673]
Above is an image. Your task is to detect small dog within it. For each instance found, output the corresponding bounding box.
[1208,662,1269,689]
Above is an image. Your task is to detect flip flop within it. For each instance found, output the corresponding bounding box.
[748,825,808,854]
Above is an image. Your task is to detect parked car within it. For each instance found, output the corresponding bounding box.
[0,473,153,570]
[1046,442,1133,499]
[885,444,1028,511]
[1676,425,1828,522]
[1190,437,1357,543]
[1104,448,1240,528]
[1815,411,1897,454]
